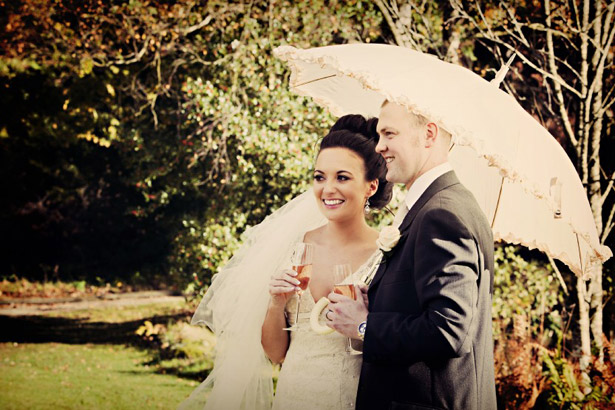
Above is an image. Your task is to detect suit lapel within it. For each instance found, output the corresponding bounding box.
[369,171,460,290]
[397,171,459,234]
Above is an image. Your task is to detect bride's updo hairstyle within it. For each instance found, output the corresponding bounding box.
[318,114,393,209]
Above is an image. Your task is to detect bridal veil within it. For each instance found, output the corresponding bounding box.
[179,191,326,410]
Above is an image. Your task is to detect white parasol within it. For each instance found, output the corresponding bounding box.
[274,43,611,279]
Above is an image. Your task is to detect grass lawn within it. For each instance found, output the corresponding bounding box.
[45,301,192,323]
[0,342,199,409]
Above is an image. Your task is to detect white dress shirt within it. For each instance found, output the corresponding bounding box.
[394,162,453,227]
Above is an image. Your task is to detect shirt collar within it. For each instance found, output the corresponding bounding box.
[403,162,453,211]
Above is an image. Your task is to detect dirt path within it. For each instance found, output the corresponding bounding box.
[0,290,185,317]
[0,290,191,344]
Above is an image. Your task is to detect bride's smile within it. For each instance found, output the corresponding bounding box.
[323,198,345,208]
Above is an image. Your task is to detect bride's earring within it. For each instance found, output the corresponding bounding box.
[364,198,371,214]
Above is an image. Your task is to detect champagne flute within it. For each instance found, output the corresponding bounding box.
[332,263,362,354]
[332,264,355,299]
[283,242,315,331]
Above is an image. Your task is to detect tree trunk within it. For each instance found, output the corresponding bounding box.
[575,0,593,387]
[442,1,461,64]
[576,277,593,392]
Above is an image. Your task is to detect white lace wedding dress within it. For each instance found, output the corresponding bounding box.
[272,252,381,410]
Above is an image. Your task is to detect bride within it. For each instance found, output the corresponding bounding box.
[179,114,392,410]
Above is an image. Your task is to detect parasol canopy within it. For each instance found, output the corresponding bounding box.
[274,43,612,279]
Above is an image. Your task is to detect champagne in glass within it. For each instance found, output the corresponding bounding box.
[332,263,362,355]
[284,242,314,331]
[332,264,354,298]
[293,264,313,291]
[333,263,357,299]
[333,283,356,299]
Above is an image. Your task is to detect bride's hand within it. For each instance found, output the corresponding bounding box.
[268,268,301,305]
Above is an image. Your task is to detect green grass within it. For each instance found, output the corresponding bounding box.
[0,343,199,409]
[45,301,191,323]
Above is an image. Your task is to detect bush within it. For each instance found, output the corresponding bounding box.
[136,319,216,381]
[540,335,615,409]
[492,246,563,408]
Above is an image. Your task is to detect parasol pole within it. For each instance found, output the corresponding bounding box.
[491,176,505,229]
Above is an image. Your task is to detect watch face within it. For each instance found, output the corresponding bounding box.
[359,322,366,333]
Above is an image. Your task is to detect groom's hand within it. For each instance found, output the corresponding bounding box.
[326,285,368,339]
[357,283,369,308]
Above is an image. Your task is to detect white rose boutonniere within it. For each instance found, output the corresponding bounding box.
[376,226,401,261]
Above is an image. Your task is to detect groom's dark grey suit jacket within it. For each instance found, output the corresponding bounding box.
[356,171,497,410]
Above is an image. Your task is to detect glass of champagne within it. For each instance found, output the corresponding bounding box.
[332,263,362,355]
[332,264,354,299]
[283,242,315,331]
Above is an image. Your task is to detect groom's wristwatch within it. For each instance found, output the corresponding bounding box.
[358,320,367,341]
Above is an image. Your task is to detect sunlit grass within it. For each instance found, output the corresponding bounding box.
[0,343,197,409]
[44,301,192,323]
[0,278,120,299]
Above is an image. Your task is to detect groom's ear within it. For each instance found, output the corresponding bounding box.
[424,122,438,148]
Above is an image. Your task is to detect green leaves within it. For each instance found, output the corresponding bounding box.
[492,245,562,341]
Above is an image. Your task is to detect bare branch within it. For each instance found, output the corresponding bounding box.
[499,0,530,47]
[553,54,582,82]
[467,27,583,98]
[178,44,233,67]
[599,170,615,206]
[181,15,213,36]
[601,201,615,243]
[393,1,426,52]
[598,85,615,115]
[375,0,410,48]
[473,0,497,39]
[545,0,579,146]
[586,4,615,107]
[548,255,569,295]
[602,1,614,46]
[572,0,582,33]
[109,37,150,66]
[413,3,445,58]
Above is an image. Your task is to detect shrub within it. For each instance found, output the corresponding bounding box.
[136,319,216,380]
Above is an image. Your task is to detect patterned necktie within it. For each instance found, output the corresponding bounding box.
[393,202,409,228]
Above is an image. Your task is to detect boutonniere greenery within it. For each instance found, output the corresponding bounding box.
[376,226,401,263]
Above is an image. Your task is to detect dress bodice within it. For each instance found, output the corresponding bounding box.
[272,251,382,410]
[284,249,382,329]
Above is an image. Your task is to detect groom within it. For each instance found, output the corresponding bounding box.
[328,101,497,409]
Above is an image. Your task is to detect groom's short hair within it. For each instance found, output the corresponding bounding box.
[381,99,429,129]
[381,99,451,144]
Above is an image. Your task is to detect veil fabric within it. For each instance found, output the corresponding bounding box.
[179,191,327,410]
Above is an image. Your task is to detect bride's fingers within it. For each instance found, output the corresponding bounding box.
[271,270,299,283]
[269,286,296,295]
[270,277,300,289]
[269,281,299,291]
[275,268,297,279]
[281,268,298,277]
[269,278,300,294]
